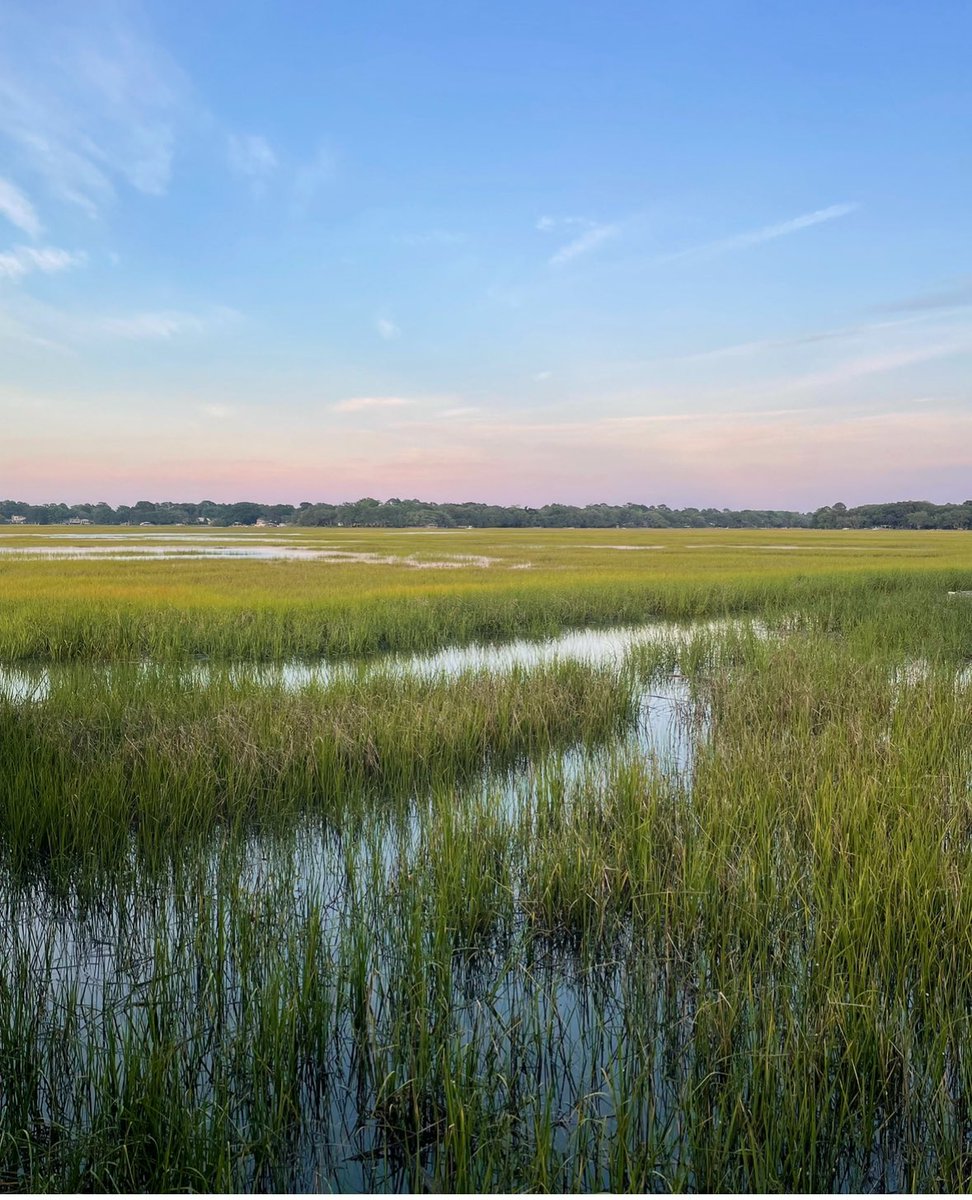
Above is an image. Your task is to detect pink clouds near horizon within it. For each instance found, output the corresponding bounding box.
[4,404,971,510]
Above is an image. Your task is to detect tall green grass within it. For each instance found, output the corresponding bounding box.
[2,560,972,1189]
[1,525,970,663]
[0,661,633,878]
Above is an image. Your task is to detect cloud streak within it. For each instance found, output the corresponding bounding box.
[331,396,415,414]
[0,3,191,216]
[87,307,239,341]
[227,134,277,190]
[873,276,972,315]
[648,311,961,366]
[0,244,85,281]
[0,293,241,349]
[538,214,620,266]
[376,317,401,340]
[775,341,972,393]
[662,203,860,263]
[553,227,619,267]
[440,406,480,418]
[5,387,972,510]
[396,229,466,247]
[0,177,41,237]
[536,215,588,233]
[550,224,618,265]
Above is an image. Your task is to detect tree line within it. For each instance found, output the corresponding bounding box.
[1,497,971,530]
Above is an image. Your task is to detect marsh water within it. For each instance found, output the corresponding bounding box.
[0,618,718,1188]
[0,616,723,696]
[0,533,506,568]
[7,609,972,1188]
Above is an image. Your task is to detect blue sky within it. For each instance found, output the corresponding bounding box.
[1,0,970,507]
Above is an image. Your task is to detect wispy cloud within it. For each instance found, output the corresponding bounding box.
[0,306,63,350]
[539,215,619,266]
[440,406,480,418]
[396,230,466,247]
[201,403,234,419]
[650,313,934,366]
[777,342,972,393]
[376,316,401,341]
[662,203,860,263]
[0,244,85,281]
[0,294,240,349]
[0,176,41,237]
[88,307,239,341]
[0,3,191,216]
[95,312,206,340]
[550,224,618,265]
[658,319,972,406]
[331,396,415,414]
[227,134,277,192]
[536,215,588,233]
[873,276,972,315]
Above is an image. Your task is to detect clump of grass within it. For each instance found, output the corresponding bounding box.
[0,661,634,877]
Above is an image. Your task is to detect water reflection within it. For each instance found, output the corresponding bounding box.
[0,543,501,567]
[0,618,734,703]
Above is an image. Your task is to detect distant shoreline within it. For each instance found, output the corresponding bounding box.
[2,497,971,531]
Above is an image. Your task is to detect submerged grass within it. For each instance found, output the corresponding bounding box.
[2,531,972,1189]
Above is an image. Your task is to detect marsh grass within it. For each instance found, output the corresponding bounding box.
[1,526,970,664]
[0,661,633,879]
[3,535,972,1189]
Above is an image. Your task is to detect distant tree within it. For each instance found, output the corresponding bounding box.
[225,502,266,526]
[4,494,971,530]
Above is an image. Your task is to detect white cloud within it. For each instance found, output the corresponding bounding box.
[533,370,552,381]
[536,215,588,233]
[0,306,63,350]
[875,276,972,315]
[397,229,466,247]
[536,215,619,266]
[0,177,41,237]
[0,291,240,348]
[95,312,206,339]
[0,244,85,281]
[0,4,191,215]
[201,403,234,419]
[440,406,480,418]
[662,203,860,263]
[227,134,277,188]
[662,318,972,408]
[87,306,239,341]
[331,396,415,413]
[549,222,618,266]
[376,316,401,340]
[777,342,972,393]
[638,310,968,371]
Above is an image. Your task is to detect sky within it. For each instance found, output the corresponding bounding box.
[1,0,970,509]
